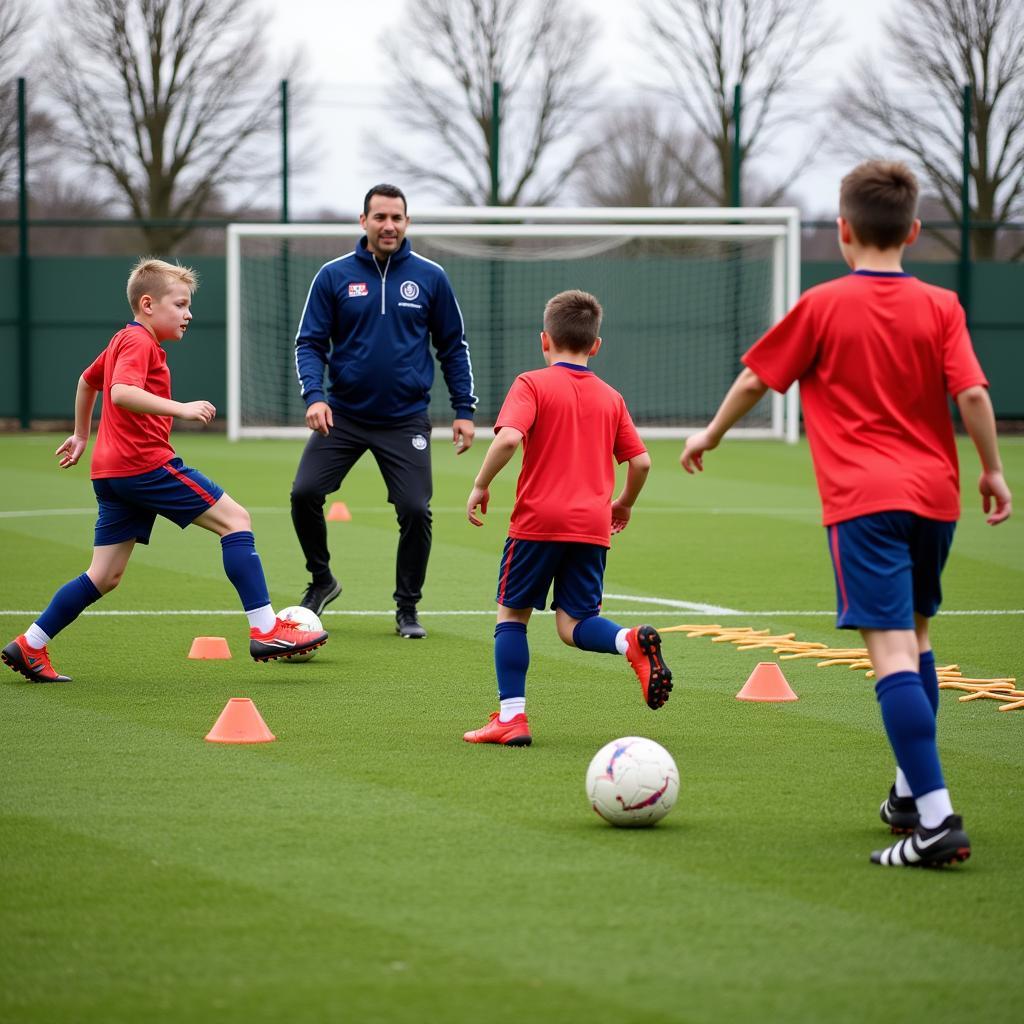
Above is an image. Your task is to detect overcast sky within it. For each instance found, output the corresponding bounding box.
[267,0,895,218]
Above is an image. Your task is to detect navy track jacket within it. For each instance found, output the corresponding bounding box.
[294,236,477,425]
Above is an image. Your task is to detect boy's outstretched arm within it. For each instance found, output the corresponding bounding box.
[955,385,1012,525]
[110,384,215,424]
[467,427,524,526]
[680,367,769,473]
[56,375,100,468]
[611,451,651,534]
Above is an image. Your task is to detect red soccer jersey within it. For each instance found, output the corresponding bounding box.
[82,323,176,479]
[494,362,646,546]
[742,272,988,526]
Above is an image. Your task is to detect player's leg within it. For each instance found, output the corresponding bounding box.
[368,416,433,638]
[189,490,328,662]
[553,544,672,710]
[463,539,556,746]
[828,512,968,866]
[2,539,136,684]
[290,416,366,613]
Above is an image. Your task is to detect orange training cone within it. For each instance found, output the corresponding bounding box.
[205,698,276,743]
[327,501,351,521]
[188,636,232,659]
[736,662,799,702]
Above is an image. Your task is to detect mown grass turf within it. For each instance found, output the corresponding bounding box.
[1,434,1022,1023]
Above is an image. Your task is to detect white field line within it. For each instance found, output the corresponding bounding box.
[0,505,821,519]
[0,609,1020,618]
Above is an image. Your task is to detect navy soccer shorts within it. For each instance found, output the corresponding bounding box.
[826,511,956,630]
[495,538,607,620]
[92,458,225,546]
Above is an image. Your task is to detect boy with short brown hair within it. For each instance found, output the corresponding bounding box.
[2,258,328,682]
[681,161,1011,867]
[463,289,673,747]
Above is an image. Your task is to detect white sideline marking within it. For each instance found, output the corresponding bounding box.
[0,504,823,519]
[603,592,742,615]
[0,609,1020,618]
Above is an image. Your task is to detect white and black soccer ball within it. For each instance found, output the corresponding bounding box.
[585,737,679,827]
[276,605,323,663]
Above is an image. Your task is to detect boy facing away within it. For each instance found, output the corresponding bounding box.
[681,161,1012,868]
[463,289,672,747]
[1,258,328,683]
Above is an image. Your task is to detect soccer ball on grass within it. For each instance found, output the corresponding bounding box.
[276,605,324,663]
[585,737,679,827]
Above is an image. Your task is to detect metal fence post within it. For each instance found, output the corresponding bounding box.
[490,81,501,206]
[959,83,972,326]
[731,84,742,207]
[17,77,29,429]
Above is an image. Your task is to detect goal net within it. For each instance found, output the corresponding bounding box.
[227,208,800,441]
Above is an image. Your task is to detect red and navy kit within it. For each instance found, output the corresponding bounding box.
[496,363,646,546]
[742,271,988,526]
[743,271,987,629]
[83,322,177,479]
[82,322,223,546]
[492,362,646,614]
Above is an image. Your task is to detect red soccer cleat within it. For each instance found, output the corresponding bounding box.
[1,635,72,683]
[463,711,532,747]
[625,625,673,709]
[249,617,329,663]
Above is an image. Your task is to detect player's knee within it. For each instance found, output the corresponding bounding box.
[557,625,576,647]
[95,570,123,594]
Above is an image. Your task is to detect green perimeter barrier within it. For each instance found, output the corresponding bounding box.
[0,256,1020,422]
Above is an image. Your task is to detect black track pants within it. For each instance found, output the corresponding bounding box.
[290,413,433,608]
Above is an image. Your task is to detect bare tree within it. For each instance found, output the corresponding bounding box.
[641,0,836,205]
[576,106,718,207]
[836,0,1024,260]
[46,0,301,251]
[0,0,35,198]
[374,0,599,206]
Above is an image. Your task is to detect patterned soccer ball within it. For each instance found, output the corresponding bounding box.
[585,737,679,827]
[276,605,323,663]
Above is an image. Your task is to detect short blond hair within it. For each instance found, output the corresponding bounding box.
[543,290,603,354]
[127,257,198,313]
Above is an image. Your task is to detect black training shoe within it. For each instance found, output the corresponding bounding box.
[870,814,971,868]
[880,785,920,834]
[396,607,427,639]
[299,577,342,616]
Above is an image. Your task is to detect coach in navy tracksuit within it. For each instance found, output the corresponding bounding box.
[291,184,477,638]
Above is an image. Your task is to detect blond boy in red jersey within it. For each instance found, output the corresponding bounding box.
[681,161,1012,867]
[2,258,327,682]
[463,290,672,747]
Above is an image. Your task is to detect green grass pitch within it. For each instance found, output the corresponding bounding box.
[1,433,1022,1024]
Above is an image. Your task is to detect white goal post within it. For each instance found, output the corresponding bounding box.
[226,207,801,442]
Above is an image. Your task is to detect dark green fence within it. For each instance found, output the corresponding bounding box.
[0,255,1021,424]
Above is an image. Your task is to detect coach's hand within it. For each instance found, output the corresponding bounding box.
[452,419,475,454]
[306,401,334,437]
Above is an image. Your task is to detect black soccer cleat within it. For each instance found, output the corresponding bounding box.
[395,607,427,639]
[880,785,920,834]
[870,814,971,868]
[299,577,342,616]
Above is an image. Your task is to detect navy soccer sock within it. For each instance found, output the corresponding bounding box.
[875,671,945,798]
[572,615,623,654]
[36,573,102,639]
[919,649,939,716]
[220,531,271,612]
[494,621,529,701]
